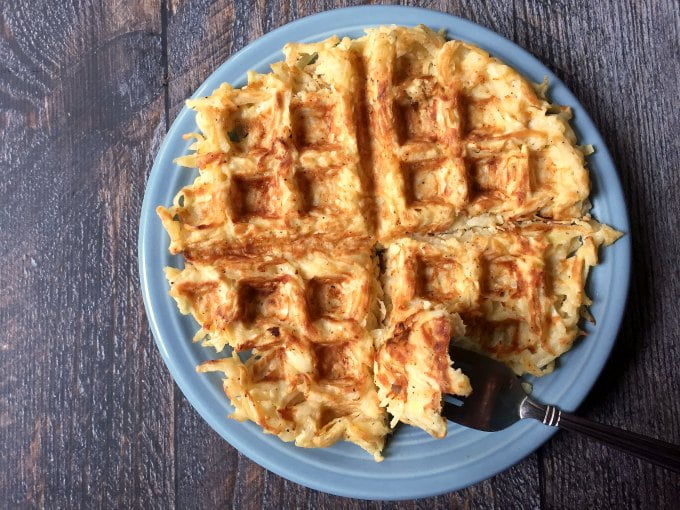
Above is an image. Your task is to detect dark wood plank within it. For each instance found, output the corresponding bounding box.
[0,0,174,507]
[512,0,680,507]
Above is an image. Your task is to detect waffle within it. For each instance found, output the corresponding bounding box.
[157,25,621,458]
[157,36,373,262]
[374,308,471,438]
[158,26,591,258]
[364,26,590,240]
[381,220,621,376]
[167,246,389,459]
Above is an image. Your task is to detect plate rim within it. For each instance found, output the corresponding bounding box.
[138,5,632,500]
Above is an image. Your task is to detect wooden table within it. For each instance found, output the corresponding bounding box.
[2,0,678,507]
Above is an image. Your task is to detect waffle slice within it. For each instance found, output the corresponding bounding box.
[157,36,372,262]
[363,26,592,240]
[164,241,380,350]
[381,220,621,376]
[165,246,389,459]
[374,307,471,438]
[364,26,469,241]
[198,328,387,460]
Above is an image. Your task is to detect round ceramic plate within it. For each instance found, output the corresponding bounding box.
[139,6,631,500]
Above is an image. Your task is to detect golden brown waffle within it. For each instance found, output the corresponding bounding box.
[158,26,591,258]
[364,26,591,240]
[381,220,620,377]
[158,36,373,262]
[166,246,388,459]
[374,308,471,438]
[157,25,620,458]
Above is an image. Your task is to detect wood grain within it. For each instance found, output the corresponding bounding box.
[0,0,174,507]
[1,0,678,508]
[514,0,680,507]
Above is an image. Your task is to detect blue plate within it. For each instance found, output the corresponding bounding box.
[139,6,631,500]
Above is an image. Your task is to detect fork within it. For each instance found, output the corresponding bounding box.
[443,346,680,472]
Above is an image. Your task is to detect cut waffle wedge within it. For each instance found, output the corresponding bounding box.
[381,220,621,378]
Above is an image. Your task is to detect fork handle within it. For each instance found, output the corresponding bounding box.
[527,402,680,472]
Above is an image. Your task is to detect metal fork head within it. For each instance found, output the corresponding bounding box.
[443,345,529,432]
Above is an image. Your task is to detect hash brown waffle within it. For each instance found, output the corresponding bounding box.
[165,246,388,459]
[374,308,472,438]
[157,25,620,459]
[381,220,620,377]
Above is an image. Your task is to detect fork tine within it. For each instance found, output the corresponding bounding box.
[449,345,482,364]
[442,401,465,421]
[450,345,507,378]
[442,401,478,430]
